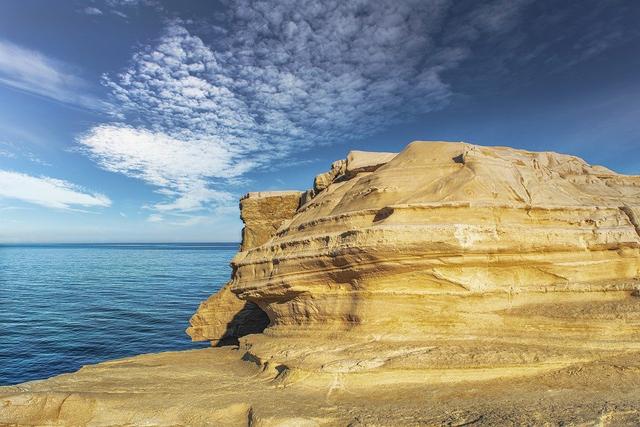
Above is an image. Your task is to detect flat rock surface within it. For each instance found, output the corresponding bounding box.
[2,340,640,426]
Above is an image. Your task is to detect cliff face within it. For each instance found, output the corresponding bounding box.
[239,191,302,251]
[189,141,640,348]
[186,191,301,344]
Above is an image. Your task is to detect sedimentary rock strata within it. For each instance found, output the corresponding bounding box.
[4,345,640,426]
[190,141,640,349]
[185,284,269,345]
[239,191,302,251]
[186,191,301,344]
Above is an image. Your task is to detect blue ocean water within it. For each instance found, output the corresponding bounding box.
[0,243,237,385]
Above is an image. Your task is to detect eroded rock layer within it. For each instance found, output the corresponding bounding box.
[4,346,640,426]
[186,191,301,344]
[239,191,302,251]
[190,141,640,349]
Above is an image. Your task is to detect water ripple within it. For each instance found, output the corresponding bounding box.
[0,243,237,385]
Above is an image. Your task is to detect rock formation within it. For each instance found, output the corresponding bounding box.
[189,141,640,348]
[3,141,640,426]
[238,191,303,251]
[186,191,301,344]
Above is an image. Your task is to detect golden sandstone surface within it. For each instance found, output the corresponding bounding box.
[3,141,640,426]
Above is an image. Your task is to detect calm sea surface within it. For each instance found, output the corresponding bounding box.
[0,243,236,385]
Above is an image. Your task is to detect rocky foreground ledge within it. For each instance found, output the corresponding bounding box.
[3,141,640,426]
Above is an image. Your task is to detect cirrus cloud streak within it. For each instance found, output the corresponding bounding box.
[0,170,111,210]
[0,39,107,111]
[78,125,240,212]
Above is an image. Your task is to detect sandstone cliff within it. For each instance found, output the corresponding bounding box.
[3,141,640,426]
[186,191,301,344]
[189,141,640,348]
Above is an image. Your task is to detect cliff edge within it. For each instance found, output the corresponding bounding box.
[2,141,640,426]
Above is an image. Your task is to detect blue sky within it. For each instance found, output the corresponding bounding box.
[0,0,639,243]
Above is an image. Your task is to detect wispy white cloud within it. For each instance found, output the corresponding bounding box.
[104,0,162,16]
[0,39,106,110]
[79,0,532,215]
[83,7,103,15]
[76,0,161,19]
[77,125,238,211]
[526,2,639,72]
[0,141,51,166]
[106,0,157,7]
[0,170,111,210]
[111,10,128,19]
[147,213,163,222]
[0,147,16,159]
[23,152,52,167]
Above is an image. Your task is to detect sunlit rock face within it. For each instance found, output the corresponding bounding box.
[187,191,301,344]
[239,191,302,251]
[190,141,640,347]
[237,141,640,339]
[186,284,269,345]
